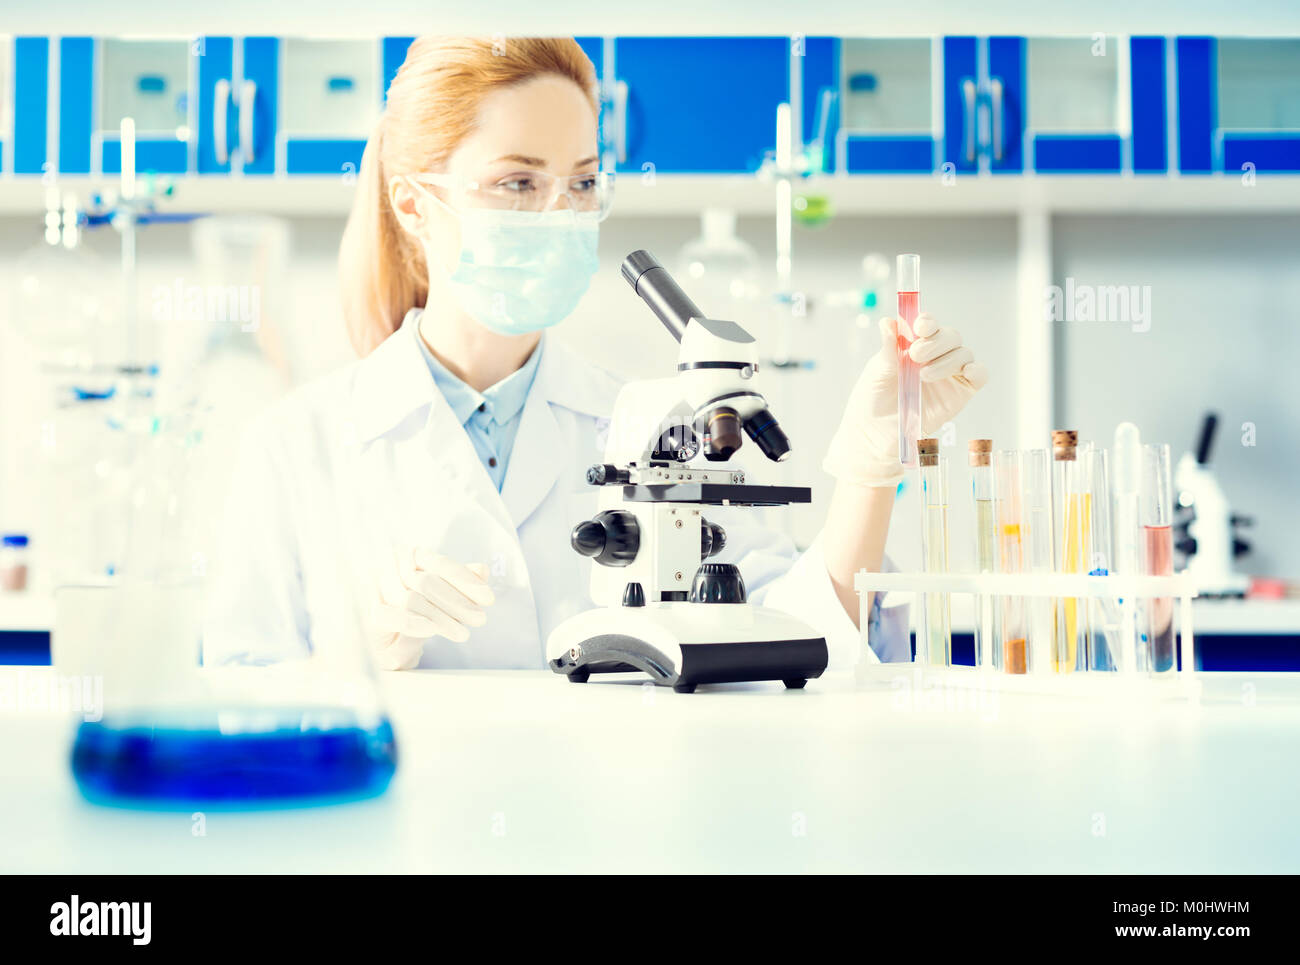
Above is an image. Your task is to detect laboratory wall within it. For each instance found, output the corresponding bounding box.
[1053,214,1300,579]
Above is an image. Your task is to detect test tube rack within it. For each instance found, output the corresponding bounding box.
[852,569,1201,700]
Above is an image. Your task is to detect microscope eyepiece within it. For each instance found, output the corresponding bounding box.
[743,407,792,463]
[621,249,703,343]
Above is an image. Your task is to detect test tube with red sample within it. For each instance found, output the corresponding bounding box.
[896,254,922,468]
[1141,443,1176,673]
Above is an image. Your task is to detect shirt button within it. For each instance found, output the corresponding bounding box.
[488,457,498,467]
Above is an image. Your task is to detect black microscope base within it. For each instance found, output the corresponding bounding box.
[549,634,828,693]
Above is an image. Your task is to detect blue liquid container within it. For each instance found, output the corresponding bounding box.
[71,708,397,809]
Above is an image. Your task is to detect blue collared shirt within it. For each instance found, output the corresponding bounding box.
[412,313,544,492]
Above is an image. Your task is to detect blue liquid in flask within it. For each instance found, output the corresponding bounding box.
[72,709,397,809]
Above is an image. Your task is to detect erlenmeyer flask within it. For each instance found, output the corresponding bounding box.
[61,401,397,808]
[674,208,761,320]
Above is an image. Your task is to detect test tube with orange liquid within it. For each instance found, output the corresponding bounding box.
[994,449,1027,674]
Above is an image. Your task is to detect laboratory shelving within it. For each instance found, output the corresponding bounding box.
[5,173,1300,217]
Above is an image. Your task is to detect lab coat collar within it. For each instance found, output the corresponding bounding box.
[355,311,620,444]
[499,330,622,527]
[354,310,439,443]
[530,333,621,419]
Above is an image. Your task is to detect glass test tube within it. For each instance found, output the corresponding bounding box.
[1021,449,1056,674]
[896,254,922,469]
[994,449,1027,674]
[1052,430,1088,673]
[917,439,951,666]
[1112,423,1143,673]
[969,440,999,671]
[1141,443,1176,673]
[1082,444,1119,671]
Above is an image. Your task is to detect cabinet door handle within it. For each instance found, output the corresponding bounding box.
[990,76,1004,162]
[962,78,976,163]
[214,78,231,166]
[239,79,258,164]
[612,79,629,164]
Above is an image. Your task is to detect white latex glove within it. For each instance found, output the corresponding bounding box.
[824,314,989,487]
[368,549,495,670]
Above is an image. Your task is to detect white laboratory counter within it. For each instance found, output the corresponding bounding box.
[2,668,1299,874]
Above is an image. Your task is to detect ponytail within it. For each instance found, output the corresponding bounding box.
[339,115,428,357]
[338,37,599,357]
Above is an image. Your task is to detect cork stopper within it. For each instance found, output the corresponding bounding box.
[918,438,939,467]
[1052,429,1078,461]
[968,438,992,467]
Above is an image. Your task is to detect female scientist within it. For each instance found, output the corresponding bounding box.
[204,37,987,671]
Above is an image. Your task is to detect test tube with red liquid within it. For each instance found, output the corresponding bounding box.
[896,254,922,468]
[1141,443,1175,673]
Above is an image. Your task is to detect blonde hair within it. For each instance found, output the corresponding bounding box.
[339,37,600,356]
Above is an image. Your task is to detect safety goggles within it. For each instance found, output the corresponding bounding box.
[408,169,615,224]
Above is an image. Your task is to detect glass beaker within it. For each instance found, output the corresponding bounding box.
[60,400,396,808]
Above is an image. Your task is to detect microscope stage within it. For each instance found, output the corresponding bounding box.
[620,482,812,506]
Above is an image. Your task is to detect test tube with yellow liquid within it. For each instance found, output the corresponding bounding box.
[1052,430,1089,672]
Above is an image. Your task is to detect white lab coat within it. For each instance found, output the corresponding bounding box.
[203,312,871,671]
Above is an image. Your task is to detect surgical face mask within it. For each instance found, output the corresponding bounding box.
[431,203,600,336]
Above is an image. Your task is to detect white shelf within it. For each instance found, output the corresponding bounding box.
[4,173,1300,219]
[614,174,1300,216]
[1192,599,1300,636]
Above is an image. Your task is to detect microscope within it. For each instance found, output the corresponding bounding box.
[546,251,829,693]
[1174,413,1251,597]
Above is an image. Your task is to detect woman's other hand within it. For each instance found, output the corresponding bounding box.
[368,549,495,670]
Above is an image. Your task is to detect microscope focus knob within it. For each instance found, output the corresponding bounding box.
[587,463,630,486]
[689,563,747,604]
[570,510,640,567]
[700,518,727,559]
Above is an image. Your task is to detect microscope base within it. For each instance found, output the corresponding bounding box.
[546,602,828,692]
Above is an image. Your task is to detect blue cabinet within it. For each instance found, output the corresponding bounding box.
[1018,36,1167,174]
[280,39,383,175]
[196,37,233,174]
[240,39,279,176]
[9,33,1294,182]
[610,37,789,174]
[799,36,1024,177]
[194,37,277,176]
[987,38,1024,173]
[51,36,197,176]
[57,37,93,175]
[1130,38,1169,173]
[90,38,193,175]
[1178,37,1300,173]
[802,37,939,174]
[942,37,1023,175]
[942,37,979,174]
[11,38,50,175]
